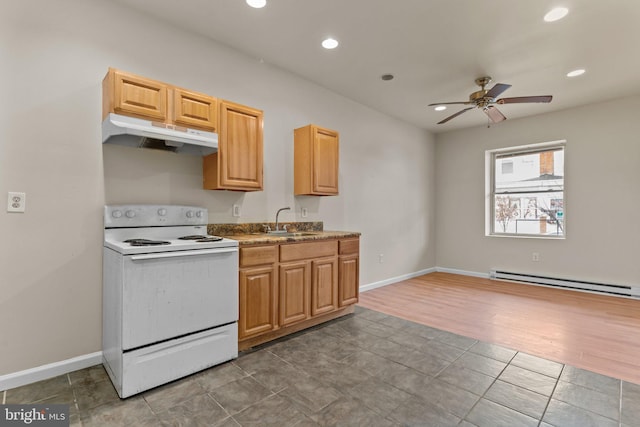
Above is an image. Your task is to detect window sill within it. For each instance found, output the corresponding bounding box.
[487,233,565,240]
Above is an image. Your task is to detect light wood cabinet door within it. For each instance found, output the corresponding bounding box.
[279,261,310,326]
[239,265,277,339]
[106,69,168,121]
[339,254,359,307]
[294,125,339,196]
[172,88,217,132]
[311,257,338,316]
[203,100,264,191]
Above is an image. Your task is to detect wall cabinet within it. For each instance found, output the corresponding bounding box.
[103,68,263,191]
[238,237,358,349]
[203,100,264,191]
[102,68,217,132]
[294,124,339,196]
[172,88,218,132]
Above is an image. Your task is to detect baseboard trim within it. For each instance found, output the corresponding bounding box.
[0,352,103,391]
[360,267,436,293]
[360,267,490,294]
[435,267,489,278]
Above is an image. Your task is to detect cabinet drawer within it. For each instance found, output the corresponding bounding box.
[240,245,277,267]
[339,238,359,255]
[280,240,338,263]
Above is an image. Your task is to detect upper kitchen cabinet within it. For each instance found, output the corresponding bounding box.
[102,68,217,132]
[103,69,168,122]
[294,124,339,196]
[203,100,264,191]
[172,88,217,132]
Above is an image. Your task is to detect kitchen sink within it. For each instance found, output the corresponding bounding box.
[265,231,320,237]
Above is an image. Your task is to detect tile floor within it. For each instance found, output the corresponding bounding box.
[3,306,639,426]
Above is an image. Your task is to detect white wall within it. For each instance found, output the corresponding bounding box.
[0,0,435,376]
[435,96,640,286]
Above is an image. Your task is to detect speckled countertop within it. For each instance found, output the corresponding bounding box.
[208,222,360,245]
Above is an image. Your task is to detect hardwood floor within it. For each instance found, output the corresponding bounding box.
[358,272,640,384]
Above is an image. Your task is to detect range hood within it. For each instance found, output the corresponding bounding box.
[102,113,218,156]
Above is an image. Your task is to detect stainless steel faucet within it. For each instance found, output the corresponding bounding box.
[275,207,291,232]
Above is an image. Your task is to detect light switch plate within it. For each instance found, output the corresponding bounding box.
[7,192,26,213]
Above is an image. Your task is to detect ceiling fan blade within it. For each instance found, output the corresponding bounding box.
[437,107,475,124]
[485,83,512,99]
[498,95,553,104]
[484,106,507,123]
[428,101,471,106]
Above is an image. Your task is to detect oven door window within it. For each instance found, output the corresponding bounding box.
[120,248,238,350]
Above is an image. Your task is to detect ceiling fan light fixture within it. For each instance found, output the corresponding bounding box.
[566,69,586,77]
[544,7,569,22]
[322,38,339,49]
[434,105,447,111]
[246,0,266,8]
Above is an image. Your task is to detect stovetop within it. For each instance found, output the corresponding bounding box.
[104,205,237,254]
[104,226,237,254]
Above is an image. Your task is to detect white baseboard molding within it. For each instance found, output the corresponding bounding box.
[360,267,436,293]
[435,267,489,278]
[0,351,103,392]
[360,267,490,294]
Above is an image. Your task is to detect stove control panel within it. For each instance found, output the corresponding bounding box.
[105,205,208,228]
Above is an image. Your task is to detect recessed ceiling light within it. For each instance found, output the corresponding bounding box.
[381,74,394,81]
[566,69,586,77]
[322,38,339,49]
[434,106,447,111]
[544,7,569,22]
[246,0,266,8]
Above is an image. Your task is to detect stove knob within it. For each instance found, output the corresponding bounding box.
[186,210,194,218]
[158,208,167,216]
[196,211,203,218]
[125,210,136,218]
[112,210,122,218]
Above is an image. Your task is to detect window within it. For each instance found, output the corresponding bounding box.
[486,141,565,237]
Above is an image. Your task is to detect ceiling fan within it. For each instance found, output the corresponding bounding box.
[429,76,552,124]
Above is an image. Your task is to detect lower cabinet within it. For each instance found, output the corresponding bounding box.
[238,246,278,340]
[238,237,359,348]
[279,261,310,326]
[339,238,360,307]
[311,257,338,316]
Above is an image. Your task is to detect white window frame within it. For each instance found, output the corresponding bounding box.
[485,140,566,239]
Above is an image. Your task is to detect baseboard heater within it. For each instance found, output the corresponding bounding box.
[489,270,640,299]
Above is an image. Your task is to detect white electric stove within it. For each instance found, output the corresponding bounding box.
[102,204,239,398]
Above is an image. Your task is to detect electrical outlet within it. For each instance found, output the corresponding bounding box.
[232,204,241,217]
[301,208,308,218]
[532,252,540,262]
[7,192,26,213]
[379,254,384,264]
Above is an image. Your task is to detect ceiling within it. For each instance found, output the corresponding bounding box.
[113,0,640,133]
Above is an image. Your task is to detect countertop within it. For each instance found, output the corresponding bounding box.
[207,222,359,246]
[226,230,361,246]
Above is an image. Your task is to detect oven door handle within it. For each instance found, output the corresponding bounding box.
[130,247,238,261]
